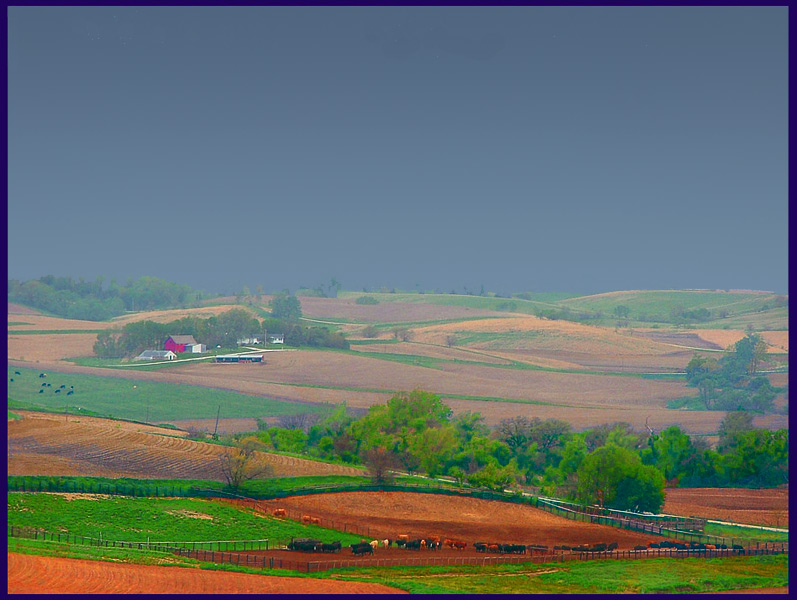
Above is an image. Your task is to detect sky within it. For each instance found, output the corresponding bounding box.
[7,6,788,296]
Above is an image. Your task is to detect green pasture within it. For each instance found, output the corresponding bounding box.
[335,554,788,594]
[704,522,789,542]
[7,366,329,422]
[7,492,362,545]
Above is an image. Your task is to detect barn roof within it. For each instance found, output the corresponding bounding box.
[137,350,176,359]
[168,335,197,344]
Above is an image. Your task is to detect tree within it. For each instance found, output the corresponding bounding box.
[363,447,397,484]
[445,335,457,348]
[613,305,630,319]
[269,293,302,321]
[576,445,664,512]
[218,437,275,489]
[717,411,754,450]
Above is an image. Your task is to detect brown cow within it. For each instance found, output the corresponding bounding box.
[487,544,500,553]
[397,534,410,542]
[444,538,454,548]
[420,539,427,549]
[705,544,716,550]
[301,515,312,524]
[273,508,287,517]
[310,517,321,525]
[453,541,467,550]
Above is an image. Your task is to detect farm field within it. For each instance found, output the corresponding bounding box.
[7,553,404,594]
[242,491,657,550]
[663,487,789,528]
[7,411,363,479]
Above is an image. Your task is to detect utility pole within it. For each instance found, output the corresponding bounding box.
[212,405,221,440]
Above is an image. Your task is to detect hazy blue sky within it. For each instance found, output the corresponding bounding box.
[7,6,788,295]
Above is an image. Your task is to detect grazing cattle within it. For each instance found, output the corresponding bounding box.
[273,508,287,517]
[42,383,47,387]
[444,538,454,549]
[487,544,500,553]
[591,543,607,552]
[288,538,321,552]
[369,540,379,550]
[310,517,321,525]
[420,539,427,550]
[39,373,45,378]
[397,534,410,542]
[321,541,342,553]
[634,545,648,551]
[67,390,74,395]
[15,371,21,375]
[301,515,312,524]
[704,544,716,550]
[55,389,61,394]
[9,379,13,382]
[382,539,390,548]
[60,385,66,389]
[38,389,43,394]
[474,542,487,553]
[607,542,618,551]
[406,539,422,550]
[453,540,467,550]
[395,539,406,548]
[351,542,374,556]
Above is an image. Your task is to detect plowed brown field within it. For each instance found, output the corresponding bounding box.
[7,411,364,479]
[232,491,656,550]
[663,487,789,528]
[295,296,506,323]
[7,553,404,594]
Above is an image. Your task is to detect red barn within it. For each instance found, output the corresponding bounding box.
[164,335,197,353]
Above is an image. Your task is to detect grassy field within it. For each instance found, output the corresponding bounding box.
[7,492,363,545]
[7,366,330,421]
[332,554,788,594]
[704,522,789,543]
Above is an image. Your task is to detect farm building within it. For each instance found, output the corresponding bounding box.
[135,350,177,361]
[184,343,207,353]
[237,336,262,345]
[267,334,285,344]
[215,354,264,363]
[164,335,197,353]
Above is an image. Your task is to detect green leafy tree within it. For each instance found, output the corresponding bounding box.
[576,445,664,511]
[269,293,302,321]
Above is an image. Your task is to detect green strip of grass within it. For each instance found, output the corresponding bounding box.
[704,522,789,542]
[334,554,789,594]
[7,493,363,545]
[7,366,330,422]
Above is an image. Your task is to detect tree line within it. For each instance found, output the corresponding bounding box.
[8,275,205,321]
[94,306,348,358]
[220,389,788,512]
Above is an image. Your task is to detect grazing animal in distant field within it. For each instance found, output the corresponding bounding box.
[310,517,321,525]
[420,539,426,549]
[382,539,389,548]
[60,385,66,389]
[273,508,287,517]
[67,390,74,395]
[14,371,20,375]
[301,515,312,524]
[369,540,379,550]
[453,540,467,550]
[55,389,61,394]
[351,542,373,556]
[9,379,13,382]
[38,389,44,394]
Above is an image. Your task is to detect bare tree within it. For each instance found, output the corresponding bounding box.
[219,437,275,489]
[445,335,457,348]
[363,447,398,484]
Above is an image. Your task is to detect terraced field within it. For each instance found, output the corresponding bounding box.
[7,411,363,480]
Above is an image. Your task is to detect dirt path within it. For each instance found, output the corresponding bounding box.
[7,553,405,594]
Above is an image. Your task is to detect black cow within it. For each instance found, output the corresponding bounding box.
[41,383,47,387]
[39,389,44,394]
[474,542,487,553]
[607,542,618,551]
[634,545,648,551]
[321,541,342,553]
[9,379,13,382]
[405,539,422,550]
[60,385,66,389]
[67,390,74,395]
[288,538,321,552]
[395,539,406,548]
[14,371,20,375]
[55,389,61,394]
[351,542,374,556]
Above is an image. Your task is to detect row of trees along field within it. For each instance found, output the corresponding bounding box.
[221,389,788,512]
[8,275,205,321]
[94,305,348,358]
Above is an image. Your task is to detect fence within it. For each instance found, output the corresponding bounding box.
[540,497,706,530]
[535,499,786,551]
[172,545,788,574]
[7,526,271,552]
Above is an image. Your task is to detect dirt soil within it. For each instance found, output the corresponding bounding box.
[7,553,404,594]
[7,411,364,480]
[227,492,657,550]
[663,487,789,528]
